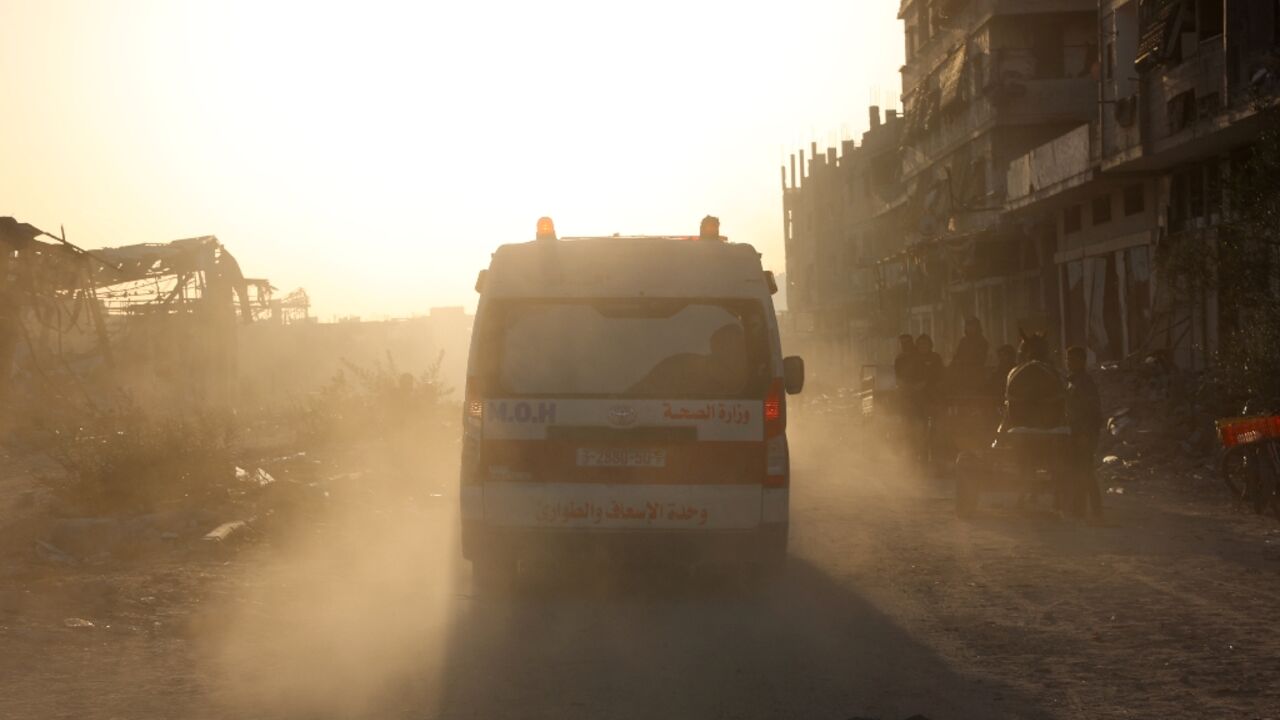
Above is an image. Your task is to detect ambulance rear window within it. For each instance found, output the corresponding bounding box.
[478,299,770,398]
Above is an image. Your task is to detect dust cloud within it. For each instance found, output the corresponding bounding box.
[192,388,929,715]
[189,395,918,719]
[196,447,462,719]
[788,398,938,500]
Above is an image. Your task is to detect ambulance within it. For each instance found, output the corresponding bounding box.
[460,217,804,582]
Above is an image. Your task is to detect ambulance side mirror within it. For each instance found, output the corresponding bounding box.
[475,269,487,294]
[783,356,805,395]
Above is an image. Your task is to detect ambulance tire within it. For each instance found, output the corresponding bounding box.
[472,552,517,593]
[743,554,786,589]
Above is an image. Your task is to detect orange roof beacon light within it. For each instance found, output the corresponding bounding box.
[536,216,557,241]
[699,215,722,241]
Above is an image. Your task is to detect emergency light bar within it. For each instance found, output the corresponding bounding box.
[536,217,557,241]
[700,215,720,240]
[534,215,727,242]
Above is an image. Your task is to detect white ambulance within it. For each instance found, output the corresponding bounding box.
[460,217,804,583]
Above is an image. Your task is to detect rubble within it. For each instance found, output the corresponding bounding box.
[34,540,78,566]
[235,466,277,487]
[203,520,250,544]
[1092,362,1224,499]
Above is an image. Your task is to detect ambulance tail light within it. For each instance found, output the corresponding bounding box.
[764,377,788,487]
[466,398,484,422]
[764,377,785,437]
[461,377,483,484]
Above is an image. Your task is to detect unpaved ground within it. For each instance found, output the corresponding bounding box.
[2,429,1279,719]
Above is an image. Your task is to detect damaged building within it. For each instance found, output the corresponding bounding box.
[784,0,1280,383]
[0,218,297,410]
[1008,0,1280,369]
[1,216,467,416]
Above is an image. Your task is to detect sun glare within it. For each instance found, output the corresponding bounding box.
[1,0,902,317]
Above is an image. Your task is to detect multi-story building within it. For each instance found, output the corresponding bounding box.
[786,0,1100,380]
[782,109,906,386]
[1007,0,1280,368]
[784,0,1280,383]
[897,0,1099,352]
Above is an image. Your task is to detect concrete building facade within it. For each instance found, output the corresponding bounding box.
[784,0,1280,384]
[1008,0,1280,369]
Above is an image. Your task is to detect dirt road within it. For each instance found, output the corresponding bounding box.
[3,431,1279,719]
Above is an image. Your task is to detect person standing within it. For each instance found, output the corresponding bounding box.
[894,333,918,388]
[950,317,990,394]
[915,334,945,469]
[952,317,990,368]
[1065,346,1103,519]
[915,334,944,398]
[893,333,922,460]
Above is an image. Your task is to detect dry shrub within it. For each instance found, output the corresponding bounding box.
[42,398,237,515]
[292,351,459,487]
[299,351,454,441]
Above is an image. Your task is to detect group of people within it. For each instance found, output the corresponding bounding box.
[893,318,1015,402]
[892,317,1104,520]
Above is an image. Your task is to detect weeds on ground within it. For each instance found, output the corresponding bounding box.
[39,397,237,515]
[297,351,454,444]
[11,350,458,518]
[291,351,459,488]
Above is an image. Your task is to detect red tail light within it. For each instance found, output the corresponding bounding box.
[764,378,788,487]
[764,377,785,438]
[461,377,483,484]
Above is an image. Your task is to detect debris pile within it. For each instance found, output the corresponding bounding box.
[1092,359,1220,496]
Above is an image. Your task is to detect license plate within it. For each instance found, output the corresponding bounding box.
[576,448,667,467]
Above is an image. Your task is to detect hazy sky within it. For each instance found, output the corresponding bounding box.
[1,1,902,319]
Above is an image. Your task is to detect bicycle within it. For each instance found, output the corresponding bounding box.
[1217,400,1280,521]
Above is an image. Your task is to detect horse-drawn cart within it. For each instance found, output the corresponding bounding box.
[954,425,1073,517]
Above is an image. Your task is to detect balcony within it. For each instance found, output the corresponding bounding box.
[1006,123,1099,211]
[992,76,1097,126]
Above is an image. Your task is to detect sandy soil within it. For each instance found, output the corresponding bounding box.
[2,428,1279,720]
